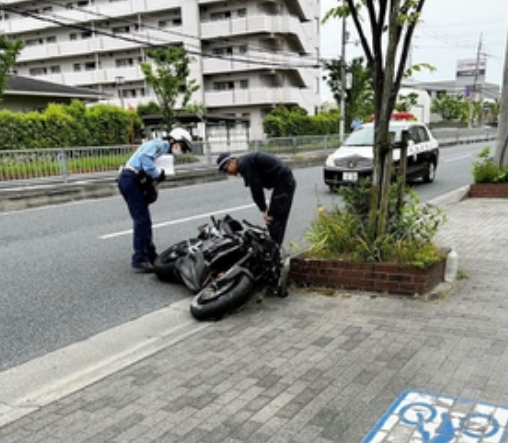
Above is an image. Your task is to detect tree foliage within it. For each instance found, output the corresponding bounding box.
[395,92,419,112]
[136,100,162,117]
[323,0,427,240]
[430,93,469,122]
[0,34,24,102]
[322,56,374,127]
[263,105,340,137]
[140,46,199,134]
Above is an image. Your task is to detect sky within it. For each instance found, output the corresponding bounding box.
[320,0,508,100]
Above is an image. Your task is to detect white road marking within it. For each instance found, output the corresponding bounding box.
[99,203,256,239]
[443,154,472,162]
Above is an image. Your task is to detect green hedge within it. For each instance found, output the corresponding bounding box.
[0,100,142,151]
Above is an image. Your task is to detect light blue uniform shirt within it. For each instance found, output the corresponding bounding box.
[126,139,170,179]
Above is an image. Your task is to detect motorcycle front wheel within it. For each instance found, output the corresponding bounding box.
[190,274,254,321]
[154,238,199,283]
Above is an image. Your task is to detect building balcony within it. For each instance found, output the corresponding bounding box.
[202,52,293,75]
[1,0,181,34]
[16,29,187,63]
[258,0,315,21]
[33,66,141,88]
[204,87,309,108]
[200,14,312,51]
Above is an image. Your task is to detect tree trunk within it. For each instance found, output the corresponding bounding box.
[494,30,508,167]
[367,0,403,240]
[396,130,409,214]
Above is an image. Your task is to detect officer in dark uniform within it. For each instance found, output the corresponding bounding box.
[118,128,192,273]
[217,151,296,247]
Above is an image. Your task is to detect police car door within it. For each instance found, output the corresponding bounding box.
[406,125,429,177]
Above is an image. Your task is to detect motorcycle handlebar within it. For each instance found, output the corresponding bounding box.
[242,219,263,230]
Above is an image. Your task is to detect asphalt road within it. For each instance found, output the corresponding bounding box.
[0,141,486,373]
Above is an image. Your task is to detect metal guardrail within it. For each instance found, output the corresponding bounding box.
[0,128,497,187]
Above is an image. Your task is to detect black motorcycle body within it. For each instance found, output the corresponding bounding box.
[189,219,286,321]
[153,215,247,291]
[154,215,286,321]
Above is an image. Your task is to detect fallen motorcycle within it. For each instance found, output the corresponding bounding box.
[153,215,287,321]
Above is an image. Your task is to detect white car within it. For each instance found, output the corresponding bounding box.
[323,121,440,191]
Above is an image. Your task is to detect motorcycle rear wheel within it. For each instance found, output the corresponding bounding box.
[154,238,199,283]
[190,274,254,321]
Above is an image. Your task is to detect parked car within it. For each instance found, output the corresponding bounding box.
[323,121,439,191]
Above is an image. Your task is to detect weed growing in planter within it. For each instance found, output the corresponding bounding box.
[304,179,446,267]
[473,147,508,183]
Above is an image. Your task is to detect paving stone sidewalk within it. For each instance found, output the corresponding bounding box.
[1,198,508,443]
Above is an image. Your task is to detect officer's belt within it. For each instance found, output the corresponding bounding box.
[123,165,140,174]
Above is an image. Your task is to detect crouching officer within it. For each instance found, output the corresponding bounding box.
[118,128,192,273]
[217,151,296,247]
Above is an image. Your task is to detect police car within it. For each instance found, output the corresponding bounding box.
[323,121,439,191]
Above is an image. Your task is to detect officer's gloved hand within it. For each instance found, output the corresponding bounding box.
[158,169,166,182]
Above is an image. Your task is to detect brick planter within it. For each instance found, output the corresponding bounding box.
[289,249,449,296]
[469,183,508,198]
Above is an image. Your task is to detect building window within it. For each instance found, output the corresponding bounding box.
[239,79,249,89]
[214,81,234,91]
[112,26,129,34]
[172,18,182,26]
[46,36,57,43]
[212,47,233,56]
[50,65,61,73]
[237,8,247,17]
[29,67,48,76]
[210,11,231,21]
[81,31,92,39]
[115,58,134,67]
[70,33,78,41]
[73,63,81,72]
[26,38,42,47]
[84,62,96,70]
[158,20,168,28]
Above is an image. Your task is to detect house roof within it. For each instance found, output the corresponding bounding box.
[142,113,250,126]
[4,75,108,100]
[404,80,500,96]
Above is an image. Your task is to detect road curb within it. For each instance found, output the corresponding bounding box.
[428,184,470,207]
[0,298,208,428]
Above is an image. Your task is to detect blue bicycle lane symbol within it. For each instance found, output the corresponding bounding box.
[399,402,500,442]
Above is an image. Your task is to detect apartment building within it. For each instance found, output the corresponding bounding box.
[0,0,321,139]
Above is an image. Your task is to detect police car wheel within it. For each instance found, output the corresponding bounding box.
[423,161,436,183]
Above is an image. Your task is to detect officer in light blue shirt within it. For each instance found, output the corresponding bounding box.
[118,128,192,273]
[125,138,171,179]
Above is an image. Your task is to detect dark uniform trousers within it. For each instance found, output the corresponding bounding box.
[117,170,157,265]
[268,172,296,246]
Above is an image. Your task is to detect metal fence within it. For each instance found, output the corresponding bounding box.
[0,128,497,187]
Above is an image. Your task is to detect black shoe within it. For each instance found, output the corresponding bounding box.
[265,285,289,298]
[132,262,155,273]
[275,285,289,298]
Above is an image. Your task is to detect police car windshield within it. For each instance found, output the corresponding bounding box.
[343,125,403,146]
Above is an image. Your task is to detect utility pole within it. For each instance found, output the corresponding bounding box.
[494,29,508,167]
[468,34,483,128]
[339,15,347,142]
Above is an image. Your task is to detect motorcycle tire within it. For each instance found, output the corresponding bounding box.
[190,274,254,321]
[154,238,199,283]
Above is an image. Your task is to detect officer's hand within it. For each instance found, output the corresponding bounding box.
[158,169,166,182]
